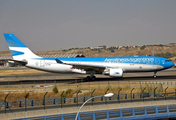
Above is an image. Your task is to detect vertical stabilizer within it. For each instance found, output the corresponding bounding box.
[3,33,41,60]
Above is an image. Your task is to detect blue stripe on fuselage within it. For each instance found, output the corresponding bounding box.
[33,56,168,66]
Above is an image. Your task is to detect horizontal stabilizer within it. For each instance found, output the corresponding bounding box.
[8,59,28,65]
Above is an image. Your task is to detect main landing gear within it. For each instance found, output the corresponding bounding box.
[153,71,157,78]
[85,75,96,81]
[85,71,97,81]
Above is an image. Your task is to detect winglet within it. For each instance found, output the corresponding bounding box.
[55,59,63,64]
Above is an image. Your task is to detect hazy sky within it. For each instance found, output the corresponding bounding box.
[0,0,176,51]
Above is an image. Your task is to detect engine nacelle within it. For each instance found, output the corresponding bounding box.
[109,68,123,77]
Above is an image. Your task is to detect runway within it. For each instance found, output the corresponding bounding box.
[0,68,175,85]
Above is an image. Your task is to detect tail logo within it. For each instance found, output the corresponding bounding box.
[10,50,24,56]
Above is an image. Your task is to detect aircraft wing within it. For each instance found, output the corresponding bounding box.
[55,59,105,72]
[69,64,105,71]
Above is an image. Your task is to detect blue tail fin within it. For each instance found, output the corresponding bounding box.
[3,33,40,60]
[3,33,27,48]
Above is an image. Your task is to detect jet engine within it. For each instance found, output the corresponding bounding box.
[103,68,123,77]
[109,68,123,77]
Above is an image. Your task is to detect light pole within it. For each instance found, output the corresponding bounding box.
[75,93,114,120]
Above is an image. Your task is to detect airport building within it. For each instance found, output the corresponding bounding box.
[0,54,85,67]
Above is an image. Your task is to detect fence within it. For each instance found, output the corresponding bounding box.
[1,91,176,114]
[12,104,176,120]
[139,81,176,86]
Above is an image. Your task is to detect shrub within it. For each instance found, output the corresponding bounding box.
[111,49,115,52]
[140,45,146,50]
[66,89,72,94]
[62,93,67,97]
[52,86,58,94]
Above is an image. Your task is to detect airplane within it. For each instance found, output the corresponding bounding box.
[3,33,175,81]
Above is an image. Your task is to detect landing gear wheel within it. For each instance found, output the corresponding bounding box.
[85,76,90,81]
[91,76,96,81]
[153,75,157,78]
[85,76,96,81]
[153,71,157,78]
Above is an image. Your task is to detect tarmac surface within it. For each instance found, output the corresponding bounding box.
[0,68,176,85]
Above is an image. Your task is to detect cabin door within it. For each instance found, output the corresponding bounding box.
[40,60,45,67]
[155,58,160,65]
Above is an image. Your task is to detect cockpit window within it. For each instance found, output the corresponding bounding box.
[165,60,170,62]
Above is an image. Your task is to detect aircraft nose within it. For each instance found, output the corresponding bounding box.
[164,61,175,69]
[171,62,175,67]
[169,61,175,68]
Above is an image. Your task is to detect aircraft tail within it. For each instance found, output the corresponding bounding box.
[3,33,41,61]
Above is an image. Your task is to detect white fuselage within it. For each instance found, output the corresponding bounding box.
[26,59,85,73]
[26,58,163,74]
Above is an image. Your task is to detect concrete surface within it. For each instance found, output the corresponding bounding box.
[1,100,176,120]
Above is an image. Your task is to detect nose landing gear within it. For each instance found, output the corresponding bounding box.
[153,71,157,78]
